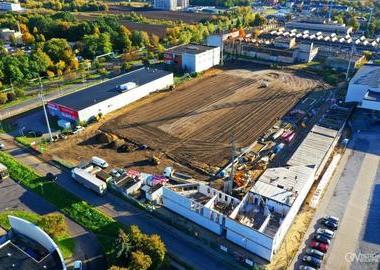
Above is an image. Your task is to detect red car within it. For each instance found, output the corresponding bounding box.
[310,240,329,253]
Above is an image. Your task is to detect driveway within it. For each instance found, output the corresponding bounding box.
[0,178,106,270]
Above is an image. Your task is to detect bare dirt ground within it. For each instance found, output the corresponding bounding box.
[46,65,327,178]
[101,66,328,174]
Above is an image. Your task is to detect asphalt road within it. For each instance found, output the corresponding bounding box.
[292,111,380,270]
[0,133,246,270]
[0,178,106,270]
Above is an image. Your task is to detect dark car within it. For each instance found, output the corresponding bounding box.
[310,240,329,253]
[26,130,43,137]
[314,234,331,244]
[46,172,58,182]
[299,265,317,270]
[302,255,322,268]
[322,219,338,230]
[323,215,339,224]
[306,248,324,260]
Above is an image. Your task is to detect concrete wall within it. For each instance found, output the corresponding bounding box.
[162,188,223,235]
[225,217,274,260]
[78,73,173,122]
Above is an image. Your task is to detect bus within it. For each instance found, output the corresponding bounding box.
[0,163,9,181]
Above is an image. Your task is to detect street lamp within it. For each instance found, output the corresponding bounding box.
[38,75,53,142]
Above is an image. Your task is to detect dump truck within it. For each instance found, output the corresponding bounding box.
[71,168,107,195]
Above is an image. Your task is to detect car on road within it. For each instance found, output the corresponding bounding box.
[314,234,331,244]
[73,260,82,270]
[306,248,325,259]
[310,240,329,253]
[0,143,5,150]
[323,215,339,224]
[322,219,338,230]
[26,130,43,137]
[299,265,317,270]
[45,172,58,182]
[317,228,334,239]
[302,255,322,268]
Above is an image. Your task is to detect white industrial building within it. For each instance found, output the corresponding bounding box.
[48,68,173,123]
[0,1,22,11]
[0,216,66,270]
[346,64,380,111]
[164,44,220,73]
[153,0,188,10]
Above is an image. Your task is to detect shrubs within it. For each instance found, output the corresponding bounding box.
[0,93,7,104]
[0,151,166,268]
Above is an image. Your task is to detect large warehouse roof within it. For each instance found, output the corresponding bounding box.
[50,68,172,111]
[350,64,380,89]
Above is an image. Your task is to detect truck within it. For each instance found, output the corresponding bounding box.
[71,168,107,195]
[119,82,137,92]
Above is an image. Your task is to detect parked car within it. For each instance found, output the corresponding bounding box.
[322,219,338,230]
[317,228,334,239]
[0,143,5,150]
[310,240,329,253]
[302,255,322,268]
[26,130,43,137]
[72,126,85,134]
[306,248,324,259]
[323,215,339,224]
[314,234,331,244]
[45,172,58,182]
[299,265,317,270]
[73,260,82,270]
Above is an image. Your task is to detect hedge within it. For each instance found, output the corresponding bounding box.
[0,151,121,255]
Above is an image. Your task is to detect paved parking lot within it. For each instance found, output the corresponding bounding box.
[293,110,380,270]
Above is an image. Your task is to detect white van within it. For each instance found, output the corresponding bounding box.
[91,156,109,168]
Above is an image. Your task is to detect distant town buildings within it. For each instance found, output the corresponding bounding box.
[0,216,66,270]
[285,20,353,35]
[153,0,188,11]
[346,64,380,111]
[224,37,318,64]
[164,44,221,73]
[0,0,22,11]
[0,28,22,42]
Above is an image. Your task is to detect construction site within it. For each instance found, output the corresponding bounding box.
[100,64,327,176]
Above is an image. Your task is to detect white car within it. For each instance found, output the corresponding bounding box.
[73,260,82,270]
[0,143,5,150]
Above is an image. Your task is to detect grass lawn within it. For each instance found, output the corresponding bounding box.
[0,210,75,259]
[15,136,50,153]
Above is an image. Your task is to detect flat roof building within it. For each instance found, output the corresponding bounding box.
[285,21,353,35]
[48,68,173,123]
[0,216,66,270]
[0,1,22,11]
[346,64,380,111]
[164,44,220,73]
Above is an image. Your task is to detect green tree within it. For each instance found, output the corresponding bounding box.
[112,229,132,264]
[128,251,152,270]
[0,92,7,104]
[37,213,67,239]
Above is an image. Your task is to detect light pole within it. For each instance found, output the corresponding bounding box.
[38,75,53,142]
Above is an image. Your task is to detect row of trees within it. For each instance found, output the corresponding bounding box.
[23,0,108,12]
[167,7,266,45]
[109,226,166,270]
[190,0,252,8]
